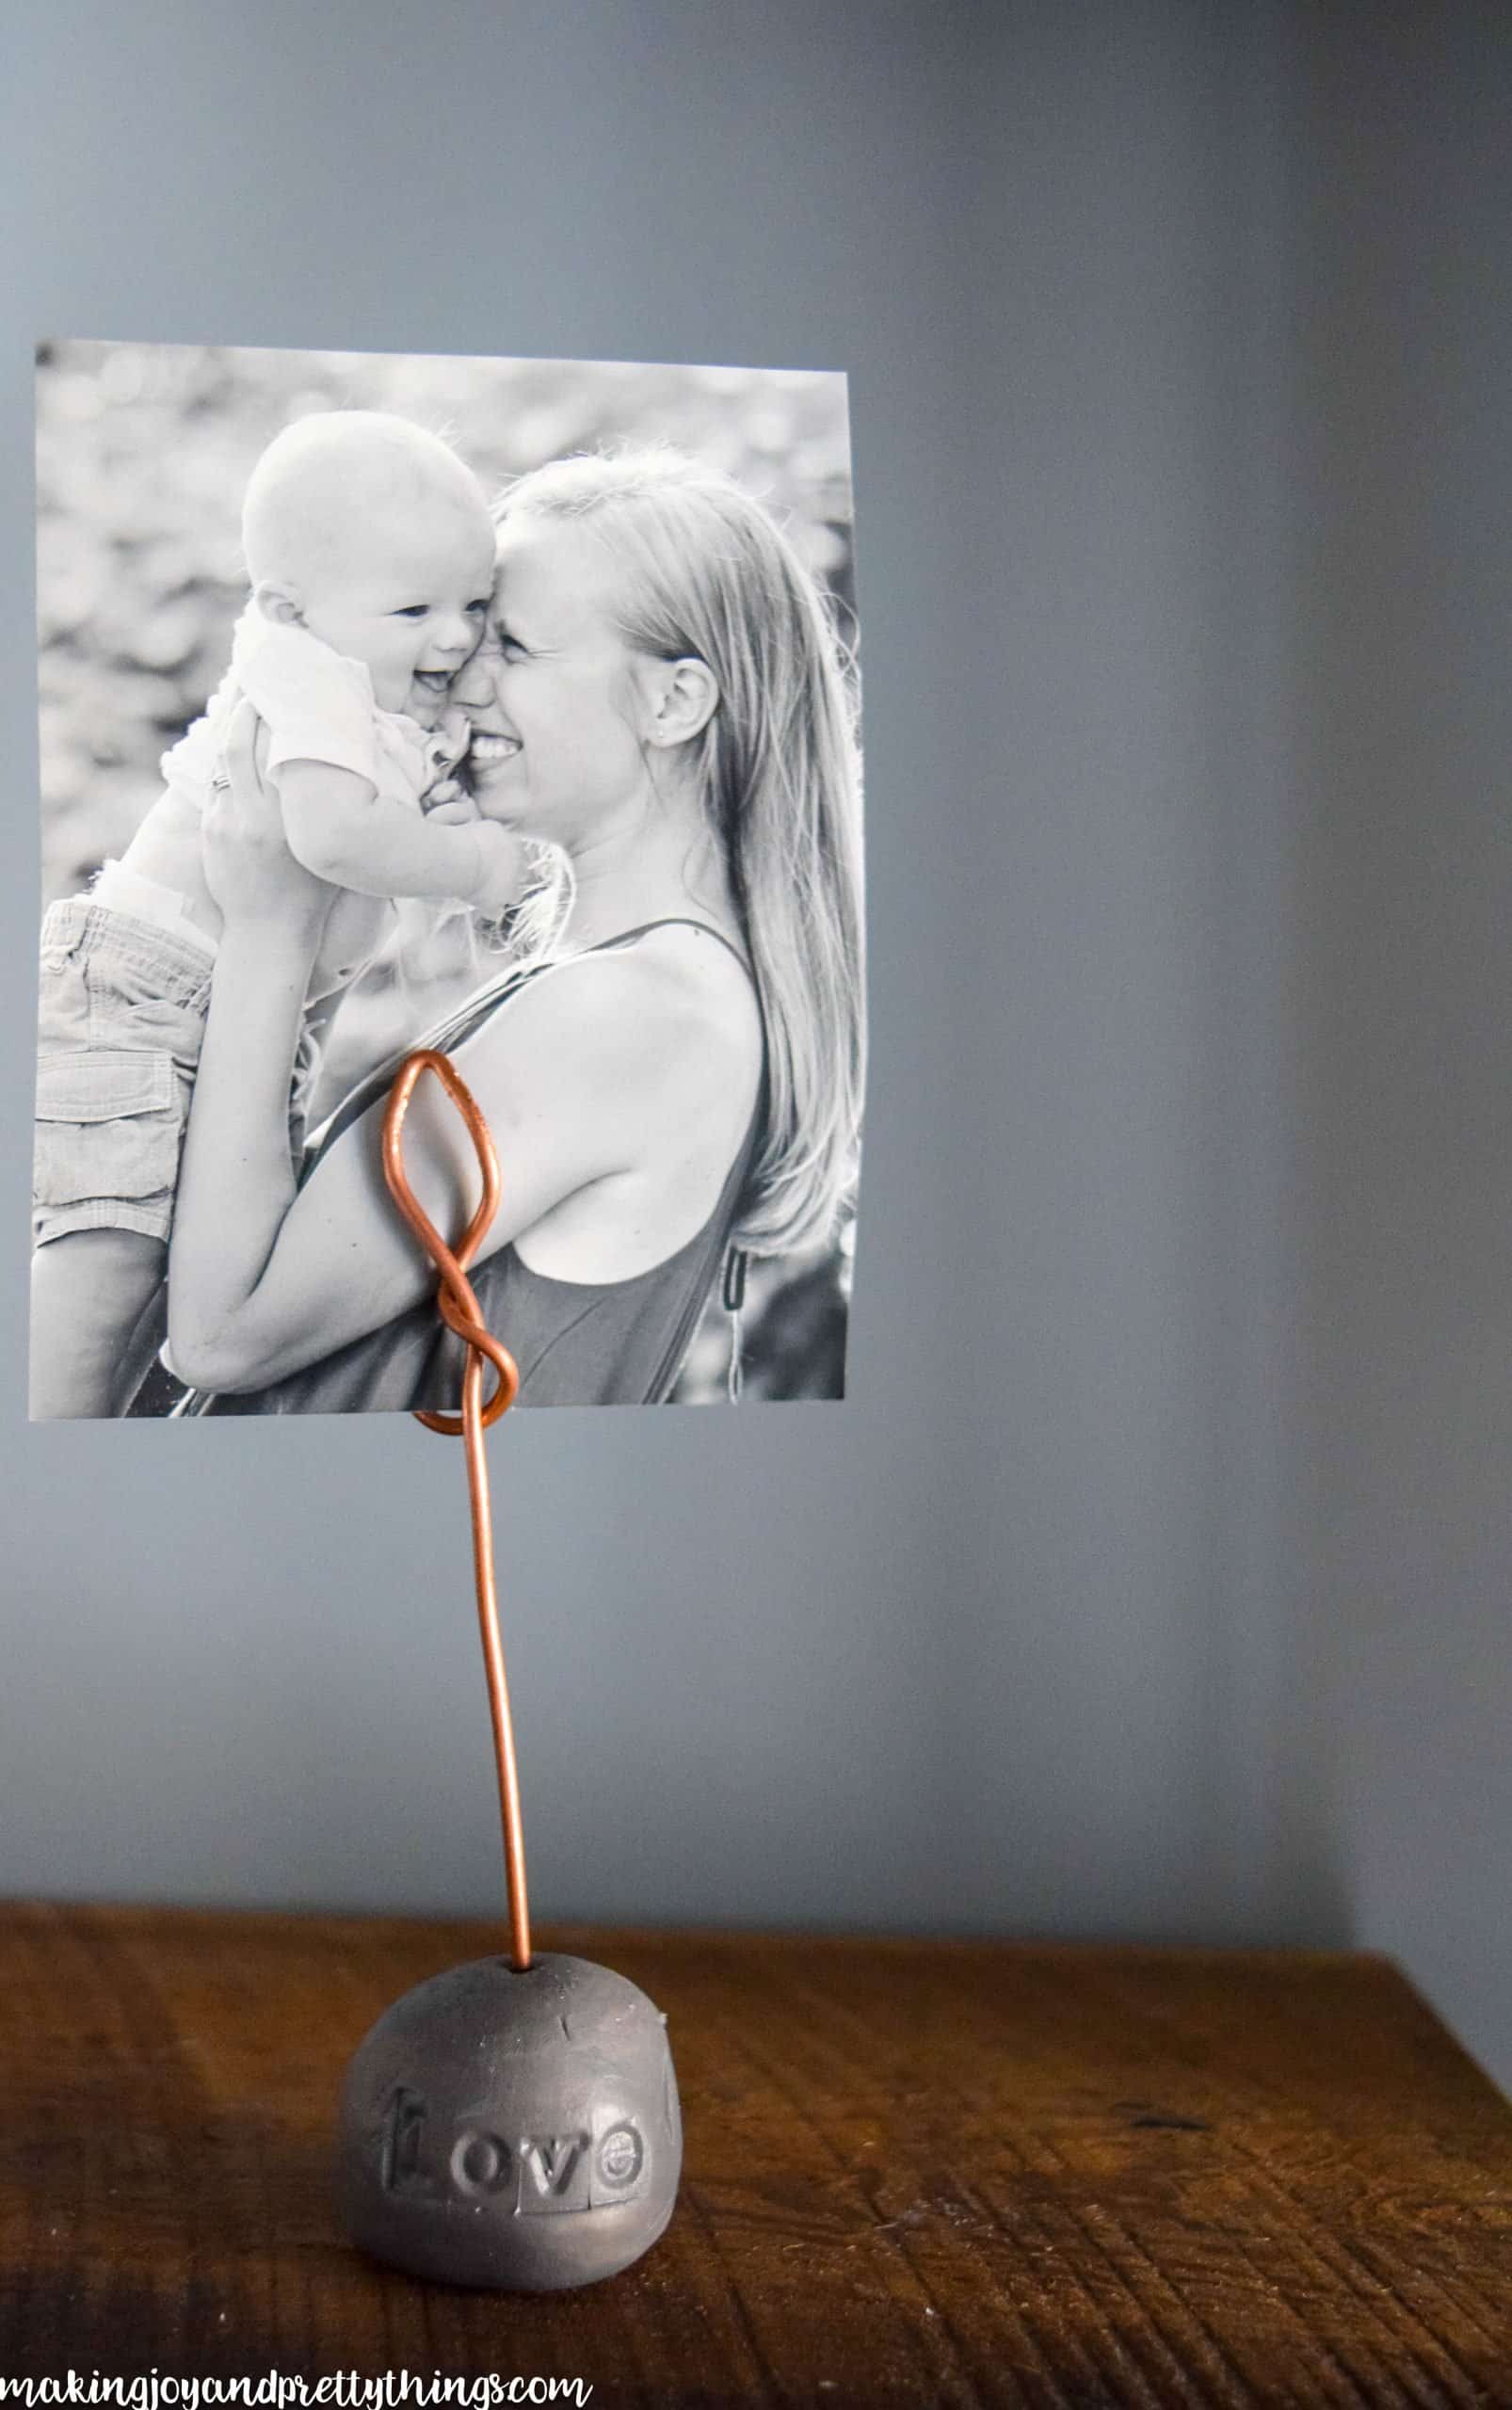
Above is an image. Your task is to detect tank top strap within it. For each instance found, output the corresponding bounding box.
[587,917,752,972]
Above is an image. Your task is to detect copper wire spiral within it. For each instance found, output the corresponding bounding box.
[381,1050,530,1969]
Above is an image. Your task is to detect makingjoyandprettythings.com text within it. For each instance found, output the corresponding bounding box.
[0,2380,591,2410]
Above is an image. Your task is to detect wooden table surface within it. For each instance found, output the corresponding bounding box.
[1,1904,1508,2403]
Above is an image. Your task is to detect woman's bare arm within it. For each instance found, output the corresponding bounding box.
[167,945,690,1393]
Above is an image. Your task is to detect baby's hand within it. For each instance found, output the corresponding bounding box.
[466,821,528,917]
[432,702,471,763]
[422,783,475,821]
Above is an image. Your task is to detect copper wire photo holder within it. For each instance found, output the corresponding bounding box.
[381,1048,528,1968]
[341,1046,684,2290]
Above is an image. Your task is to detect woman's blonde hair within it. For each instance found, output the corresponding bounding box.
[496,446,865,1256]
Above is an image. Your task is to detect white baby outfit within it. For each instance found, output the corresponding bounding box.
[162,604,468,836]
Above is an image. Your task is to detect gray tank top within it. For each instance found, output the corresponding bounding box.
[201,921,764,1417]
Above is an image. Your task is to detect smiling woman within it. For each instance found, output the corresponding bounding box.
[483,448,865,1265]
[161,447,862,1414]
[29,342,864,1416]
[457,508,716,855]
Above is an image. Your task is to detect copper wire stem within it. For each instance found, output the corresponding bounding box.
[381,1051,529,1969]
[459,1342,530,1969]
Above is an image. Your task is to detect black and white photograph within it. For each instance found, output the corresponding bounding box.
[30,340,865,1418]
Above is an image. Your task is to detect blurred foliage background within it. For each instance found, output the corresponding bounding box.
[35,341,861,1404]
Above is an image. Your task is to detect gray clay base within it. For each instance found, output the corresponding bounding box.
[337,1952,683,2290]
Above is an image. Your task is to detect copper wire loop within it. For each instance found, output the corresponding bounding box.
[382,1049,530,1969]
[380,1049,520,1435]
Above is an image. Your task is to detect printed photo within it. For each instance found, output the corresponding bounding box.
[31,341,864,1417]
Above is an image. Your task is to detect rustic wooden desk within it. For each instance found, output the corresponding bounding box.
[1,1904,1508,2402]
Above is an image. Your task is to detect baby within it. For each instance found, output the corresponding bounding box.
[31,409,518,1419]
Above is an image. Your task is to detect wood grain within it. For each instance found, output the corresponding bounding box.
[0,1904,1508,2402]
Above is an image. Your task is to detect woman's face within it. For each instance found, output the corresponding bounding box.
[452,513,652,844]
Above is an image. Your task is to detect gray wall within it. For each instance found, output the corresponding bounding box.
[3,2,1507,2089]
[1286,7,1512,2091]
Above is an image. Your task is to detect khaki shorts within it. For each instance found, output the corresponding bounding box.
[33,897,314,1247]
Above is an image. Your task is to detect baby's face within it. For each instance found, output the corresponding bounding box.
[295,494,496,724]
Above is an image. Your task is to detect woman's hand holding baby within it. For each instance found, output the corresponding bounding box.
[202,699,335,941]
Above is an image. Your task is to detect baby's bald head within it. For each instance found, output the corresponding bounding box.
[242,410,487,590]
[239,410,496,718]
